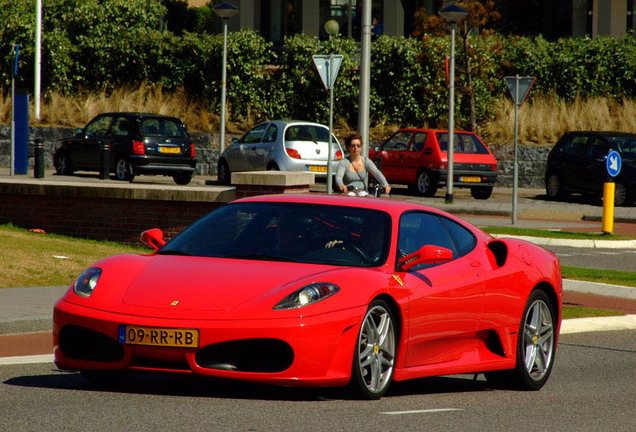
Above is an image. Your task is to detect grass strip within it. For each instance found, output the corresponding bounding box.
[561,266,636,288]
[482,226,635,241]
[562,306,623,319]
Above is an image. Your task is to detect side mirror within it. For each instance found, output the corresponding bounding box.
[374,146,380,152]
[141,228,166,251]
[232,137,238,144]
[75,128,83,135]
[398,245,452,271]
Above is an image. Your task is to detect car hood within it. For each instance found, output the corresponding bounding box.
[117,255,336,312]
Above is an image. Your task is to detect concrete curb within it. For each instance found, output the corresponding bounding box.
[492,234,636,249]
[560,314,636,334]
[563,279,636,300]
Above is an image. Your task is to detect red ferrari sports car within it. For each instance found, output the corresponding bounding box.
[53,194,562,399]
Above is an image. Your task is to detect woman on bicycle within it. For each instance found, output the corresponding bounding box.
[335,134,391,195]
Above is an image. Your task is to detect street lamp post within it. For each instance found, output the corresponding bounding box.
[439,1,467,204]
[214,3,239,155]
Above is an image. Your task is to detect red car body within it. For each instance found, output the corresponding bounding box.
[53,194,561,399]
[369,129,498,199]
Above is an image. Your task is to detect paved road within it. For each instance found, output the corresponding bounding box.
[1,330,634,432]
[548,245,636,272]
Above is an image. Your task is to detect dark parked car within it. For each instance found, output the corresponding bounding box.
[54,113,197,185]
[369,129,498,199]
[545,131,636,206]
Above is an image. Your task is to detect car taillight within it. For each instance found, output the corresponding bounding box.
[132,141,145,155]
[335,150,343,160]
[286,147,301,159]
[190,144,196,158]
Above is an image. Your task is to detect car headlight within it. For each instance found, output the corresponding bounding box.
[273,282,340,310]
[73,267,102,298]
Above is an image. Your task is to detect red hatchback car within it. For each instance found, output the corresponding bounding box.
[370,129,498,199]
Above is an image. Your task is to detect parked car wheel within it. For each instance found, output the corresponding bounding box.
[217,159,231,185]
[411,169,437,197]
[54,152,74,175]
[470,186,493,200]
[173,172,193,185]
[267,162,280,170]
[545,172,564,199]
[115,157,134,182]
[349,299,396,400]
[486,289,556,390]
[614,182,631,206]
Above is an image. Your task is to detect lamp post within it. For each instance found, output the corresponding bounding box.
[214,2,239,154]
[439,1,468,204]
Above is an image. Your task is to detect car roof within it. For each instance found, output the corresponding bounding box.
[393,128,478,135]
[260,120,330,129]
[98,112,182,121]
[565,131,636,138]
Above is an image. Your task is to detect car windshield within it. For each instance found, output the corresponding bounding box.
[608,137,636,158]
[140,118,187,137]
[437,133,489,154]
[158,202,391,267]
[285,125,330,142]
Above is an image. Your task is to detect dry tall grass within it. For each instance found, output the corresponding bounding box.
[2,84,635,148]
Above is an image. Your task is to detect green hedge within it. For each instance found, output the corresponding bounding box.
[2,0,636,130]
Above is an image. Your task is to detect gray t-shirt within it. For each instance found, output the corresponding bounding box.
[335,157,389,190]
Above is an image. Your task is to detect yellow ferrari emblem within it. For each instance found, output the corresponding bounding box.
[392,274,403,287]
[170,300,180,307]
[533,335,538,345]
[373,345,379,355]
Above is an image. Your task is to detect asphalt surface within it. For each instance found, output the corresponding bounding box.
[1,171,635,357]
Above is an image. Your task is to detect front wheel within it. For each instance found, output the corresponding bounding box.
[470,186,493,200]
[115,158,134,182]
[349,299,396,399]
[486,290,557,390]
[217,159,231,185]
[55,152,74,175]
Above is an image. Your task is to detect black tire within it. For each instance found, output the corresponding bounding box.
[349,299,397,400]
[173,172,194,185]
[485,290,557,391]
[115,157,134,182]
[267,162,280,171]
[470,186,493,200]
[54,152,74,175]
[545,172,563,200]
[410,169,437,197]
[217,159,231,185]
[614,182,631,207]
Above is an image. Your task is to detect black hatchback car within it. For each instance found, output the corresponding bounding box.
[54,113,197,185]
[545,131,636,206]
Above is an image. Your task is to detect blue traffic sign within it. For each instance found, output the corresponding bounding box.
[606,150,621,177]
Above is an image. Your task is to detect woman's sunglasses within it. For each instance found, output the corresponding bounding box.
[349,143,362,148]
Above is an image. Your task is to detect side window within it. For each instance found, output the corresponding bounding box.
[382,131,413,151]
[85,116,112,137]
[398,212,456,269]
[112,117,131,137]
[440,218,476,258]
[587,138,607,158]
[242,123,268,144]
[410,132,428,152]
[263,124,278,143]
[562,135,588,156]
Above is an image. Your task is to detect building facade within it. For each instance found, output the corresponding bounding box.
[207,1,635,43]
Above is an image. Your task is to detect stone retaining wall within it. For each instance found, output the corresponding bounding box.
[0,126,551,188]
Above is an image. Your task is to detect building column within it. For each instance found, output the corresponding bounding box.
[382,0,404,36]
[302,0,320,38]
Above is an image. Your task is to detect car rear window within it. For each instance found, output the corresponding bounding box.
[437,133,489,154]
[285,125,329,142]
[140,118,187,138]
[609,137,636,157]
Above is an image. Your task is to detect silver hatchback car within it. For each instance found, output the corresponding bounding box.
[217,120,344,185]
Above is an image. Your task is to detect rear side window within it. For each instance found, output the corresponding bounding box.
[561,135,588,156]
[383,131,413,151]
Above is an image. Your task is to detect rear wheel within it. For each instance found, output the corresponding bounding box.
[545,172,563,200]
[349,299,396,400]
[173,172,194,185]
[470,186,493,200]
[614,182,631,207]
[115,157,134,182]
[486,290,557,390]
[267,162,280,171]
[55,152,74,175]
[410,169,437,197]
[217,159,231,185]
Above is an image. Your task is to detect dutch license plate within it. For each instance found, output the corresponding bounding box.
[307,165,328,173]
[119,325,199,348]
[159,146,181,154]
[460,176,481,183]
